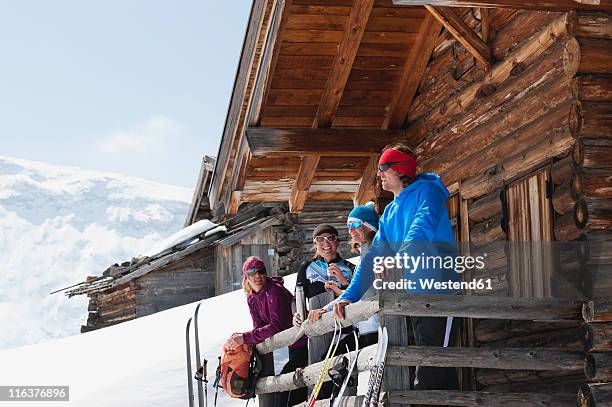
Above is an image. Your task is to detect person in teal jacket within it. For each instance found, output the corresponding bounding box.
[311,142,460,393]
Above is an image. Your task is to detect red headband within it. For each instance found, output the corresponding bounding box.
[379,149,416,178]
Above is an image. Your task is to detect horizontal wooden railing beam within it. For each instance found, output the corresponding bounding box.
[381,292,584,322]
[389,390,576,406]
[386,346,585,370]
[256,299,379,354]
[255,344,377,394]
[392,0,612,11]
[245,127,405,156]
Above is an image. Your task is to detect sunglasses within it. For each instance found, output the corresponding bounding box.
[347,220,363,230]
[314,235,338,244]
[378,161,411,172]
[245,268,266,277]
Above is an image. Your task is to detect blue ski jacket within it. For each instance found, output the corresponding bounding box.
[325,173,461,310]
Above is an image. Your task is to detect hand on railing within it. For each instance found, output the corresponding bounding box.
[333,300,352,321]
[308,308,326,322]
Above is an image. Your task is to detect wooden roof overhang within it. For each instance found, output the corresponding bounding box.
[209,0,612,215]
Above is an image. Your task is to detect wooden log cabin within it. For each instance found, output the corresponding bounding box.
[66,156,355,332]
[207,0,612,405]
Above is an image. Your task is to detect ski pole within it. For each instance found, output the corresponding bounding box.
[213,356,221,407]
[202,359,208,407]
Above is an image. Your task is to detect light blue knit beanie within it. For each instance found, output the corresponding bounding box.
[348,202,379,231]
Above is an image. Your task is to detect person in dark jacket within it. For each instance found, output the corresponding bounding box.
[225,256,307,406]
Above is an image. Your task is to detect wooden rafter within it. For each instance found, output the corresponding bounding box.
[480,7,490,43]
[245,127,406,156]
[227,0,288,214]
[392,0,612,11]
[425,6,494,67]
[290,156,320,213]
[298,0,375,213]
[353,155,379,206]
[313,0,375,128]
[383,13,443,129]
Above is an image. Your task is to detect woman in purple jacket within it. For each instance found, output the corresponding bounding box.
[225,256,307,406]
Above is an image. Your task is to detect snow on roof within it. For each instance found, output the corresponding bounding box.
[139,219,219,258]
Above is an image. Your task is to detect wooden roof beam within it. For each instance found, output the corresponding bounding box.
[425,6,494,67]
[392,0,612,11]
[314,0,375,128]
[353,154,379,206]
[384,13,443,129]
[289,155,320,213]
[245,127,406,156]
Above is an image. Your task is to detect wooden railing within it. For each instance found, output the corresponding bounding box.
[253,294,612,406]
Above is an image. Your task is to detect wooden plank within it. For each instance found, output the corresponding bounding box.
[392,0,612,10]
[353,154,379,205]
[386,346,584,370]
[381,292,583,321]
[286,13,349,30]
[425,6,494,67]
[481,7,490,43]
[383,12,442,128]
[209,0,268,207]
[389,390,575,406]
[366,16,426,32]
[314,0,375,128]
[245,127,405,155]
[290,155,320,212]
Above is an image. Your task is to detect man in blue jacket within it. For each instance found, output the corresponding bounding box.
[311,143,460,392]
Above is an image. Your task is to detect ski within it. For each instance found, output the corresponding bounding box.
[368,327,388,407]
[193,302,205,407]
[331,330,359,407]
[360,327,383,407]
[307,319,342,407]
[185,317,195,407]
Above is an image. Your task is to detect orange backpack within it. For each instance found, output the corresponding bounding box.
[215,344,262,399]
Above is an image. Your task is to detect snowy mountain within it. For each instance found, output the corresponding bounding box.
[0,156,193,350]
[0,274,297,407]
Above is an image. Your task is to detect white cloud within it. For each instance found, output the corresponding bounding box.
[94,115,182,154]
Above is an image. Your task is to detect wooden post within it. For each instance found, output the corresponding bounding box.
[381,267,411,407]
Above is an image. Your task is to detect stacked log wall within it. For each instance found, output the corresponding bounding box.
[275,200,355,275]
[408,8,612,398]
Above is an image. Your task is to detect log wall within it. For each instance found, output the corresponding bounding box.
[82,246,216,332]
[407,8,612,400]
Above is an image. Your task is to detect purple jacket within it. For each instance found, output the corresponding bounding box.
[243,277,307,350]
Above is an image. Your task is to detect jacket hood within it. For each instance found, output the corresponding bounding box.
[401,173,449,199]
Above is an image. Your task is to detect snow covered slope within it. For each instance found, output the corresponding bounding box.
[0,156,193,350]
[0,275,296,407]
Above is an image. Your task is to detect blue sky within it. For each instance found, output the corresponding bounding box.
[0,1,251,188]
